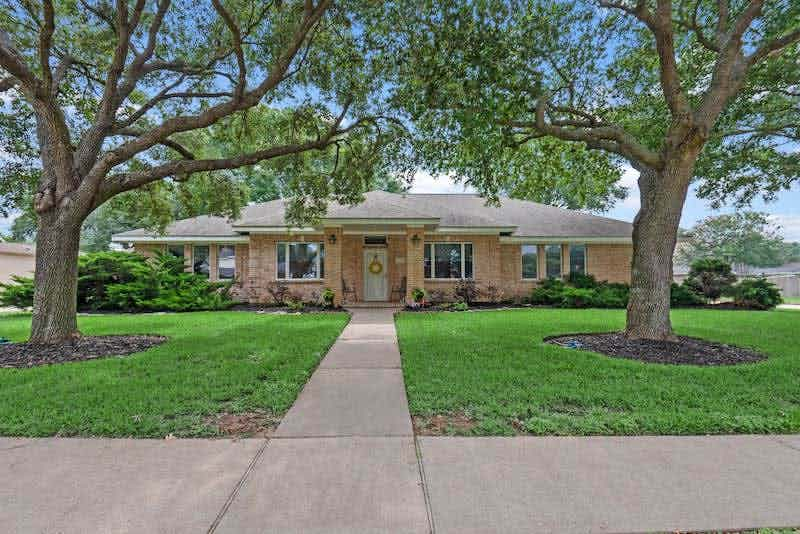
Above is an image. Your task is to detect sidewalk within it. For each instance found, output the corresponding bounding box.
[2,308,799,533]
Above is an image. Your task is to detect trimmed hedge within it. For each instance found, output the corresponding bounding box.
[0,251,233,312]
[730,277,782,310]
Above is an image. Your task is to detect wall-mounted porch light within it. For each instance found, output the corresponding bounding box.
[411,233,421,245]
[328,233,337,245]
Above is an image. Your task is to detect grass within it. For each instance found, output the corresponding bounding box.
[0,311,348,437]
[396,308,800,436]
[783,296,800,304]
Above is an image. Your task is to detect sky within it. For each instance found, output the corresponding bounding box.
[409,167,800,242]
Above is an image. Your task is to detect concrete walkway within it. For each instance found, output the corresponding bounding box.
[2,308,800,533]
[213,308,430,533]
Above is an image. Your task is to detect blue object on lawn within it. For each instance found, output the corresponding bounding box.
[564,340,582,349]
[0,337,11,345]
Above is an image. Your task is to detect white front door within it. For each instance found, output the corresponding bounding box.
[363,249,388,301]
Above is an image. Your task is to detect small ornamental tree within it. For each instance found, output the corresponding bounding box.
[685,259,737,301]
[0,0,406,342]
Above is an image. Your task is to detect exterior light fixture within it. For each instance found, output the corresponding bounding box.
[328,233,337,244]
[411,233,421,245]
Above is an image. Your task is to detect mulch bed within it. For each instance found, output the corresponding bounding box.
[544,332,767,366]
[0,335,167,369]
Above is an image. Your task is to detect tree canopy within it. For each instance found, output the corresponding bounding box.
[677,212,797,270]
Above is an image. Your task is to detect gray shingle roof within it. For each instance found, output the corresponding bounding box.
[113,191,633,240]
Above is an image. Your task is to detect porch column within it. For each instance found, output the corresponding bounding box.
[405,226,425,303]
[209,244,219,281]
[324,227,343,306]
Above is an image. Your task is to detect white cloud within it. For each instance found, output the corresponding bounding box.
[769,214,800,242]
[409,170,475,194]
[618,165,640,211]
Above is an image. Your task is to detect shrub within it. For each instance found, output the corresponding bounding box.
[321,288,335,308]
[567,272,598,289]
[451,301,469,311]
[286,297,305,312]
[0,251,233,312]
[411,287,426,303]
[266,281,291,305]
[593,283,630,308]
[427,288,447,304]
[481,281,504,303]
[0,275,35,308]
[685,258,737,301]
[670,282,706,306]
[453,279,479,304]
[559,287,597,308]
[530,278,567,305]
[730,277,783,310]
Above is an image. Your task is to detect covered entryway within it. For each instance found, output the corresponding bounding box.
[363,248,388,301]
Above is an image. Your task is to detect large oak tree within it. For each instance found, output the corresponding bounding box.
[0,0,404,342]
[385,0,800,339]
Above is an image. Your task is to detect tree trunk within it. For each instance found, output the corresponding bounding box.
[29,211,82,343]
[625,162,693,340]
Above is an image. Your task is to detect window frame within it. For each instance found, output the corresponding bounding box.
[544,244,563,279]
[568,244,587,275]
[192,245,210,278]
[276,241,325,281]
[217,245,236,280]
[521,244,539,280]
[424,242,474,280]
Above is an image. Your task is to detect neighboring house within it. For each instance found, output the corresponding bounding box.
[0,241,36,284]
[112,191,633,305]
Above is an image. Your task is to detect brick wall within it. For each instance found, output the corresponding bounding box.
[133,243,165,257]
[586,244,632,283]
[136,236,633,303]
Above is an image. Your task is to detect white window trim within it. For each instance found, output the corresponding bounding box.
[276,242,324,281]
[520,244,539,280]
[568,244,588,274]
[424,242,474,280]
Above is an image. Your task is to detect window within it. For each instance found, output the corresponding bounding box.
[521,245,538,279]
[545,244,562,279]
[569,244,587,274]
[193,246,209,278]
[218,245,236,279]
[168,245,184,258]
[424,242,474,279]
[277,242,324,280]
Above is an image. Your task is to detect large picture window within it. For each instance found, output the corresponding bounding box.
[424,242,473,279]
[277,242,324,280]
[569,244,587,274]
[193,246,209,278]
[521,245,538,279]
[168,245,184,258]
[218,245,236,279]
[545,244,562,279]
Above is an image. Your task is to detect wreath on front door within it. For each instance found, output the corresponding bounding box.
[368,255,383,275]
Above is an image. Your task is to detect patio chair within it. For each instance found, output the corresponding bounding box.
[342,278,357,303]
[391,276,407,302]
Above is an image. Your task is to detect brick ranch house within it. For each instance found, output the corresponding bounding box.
[112,191,633,306]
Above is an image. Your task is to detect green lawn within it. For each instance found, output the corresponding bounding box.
[0,311,348,437]
[783,296,800,304]
[396,308,800,436]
